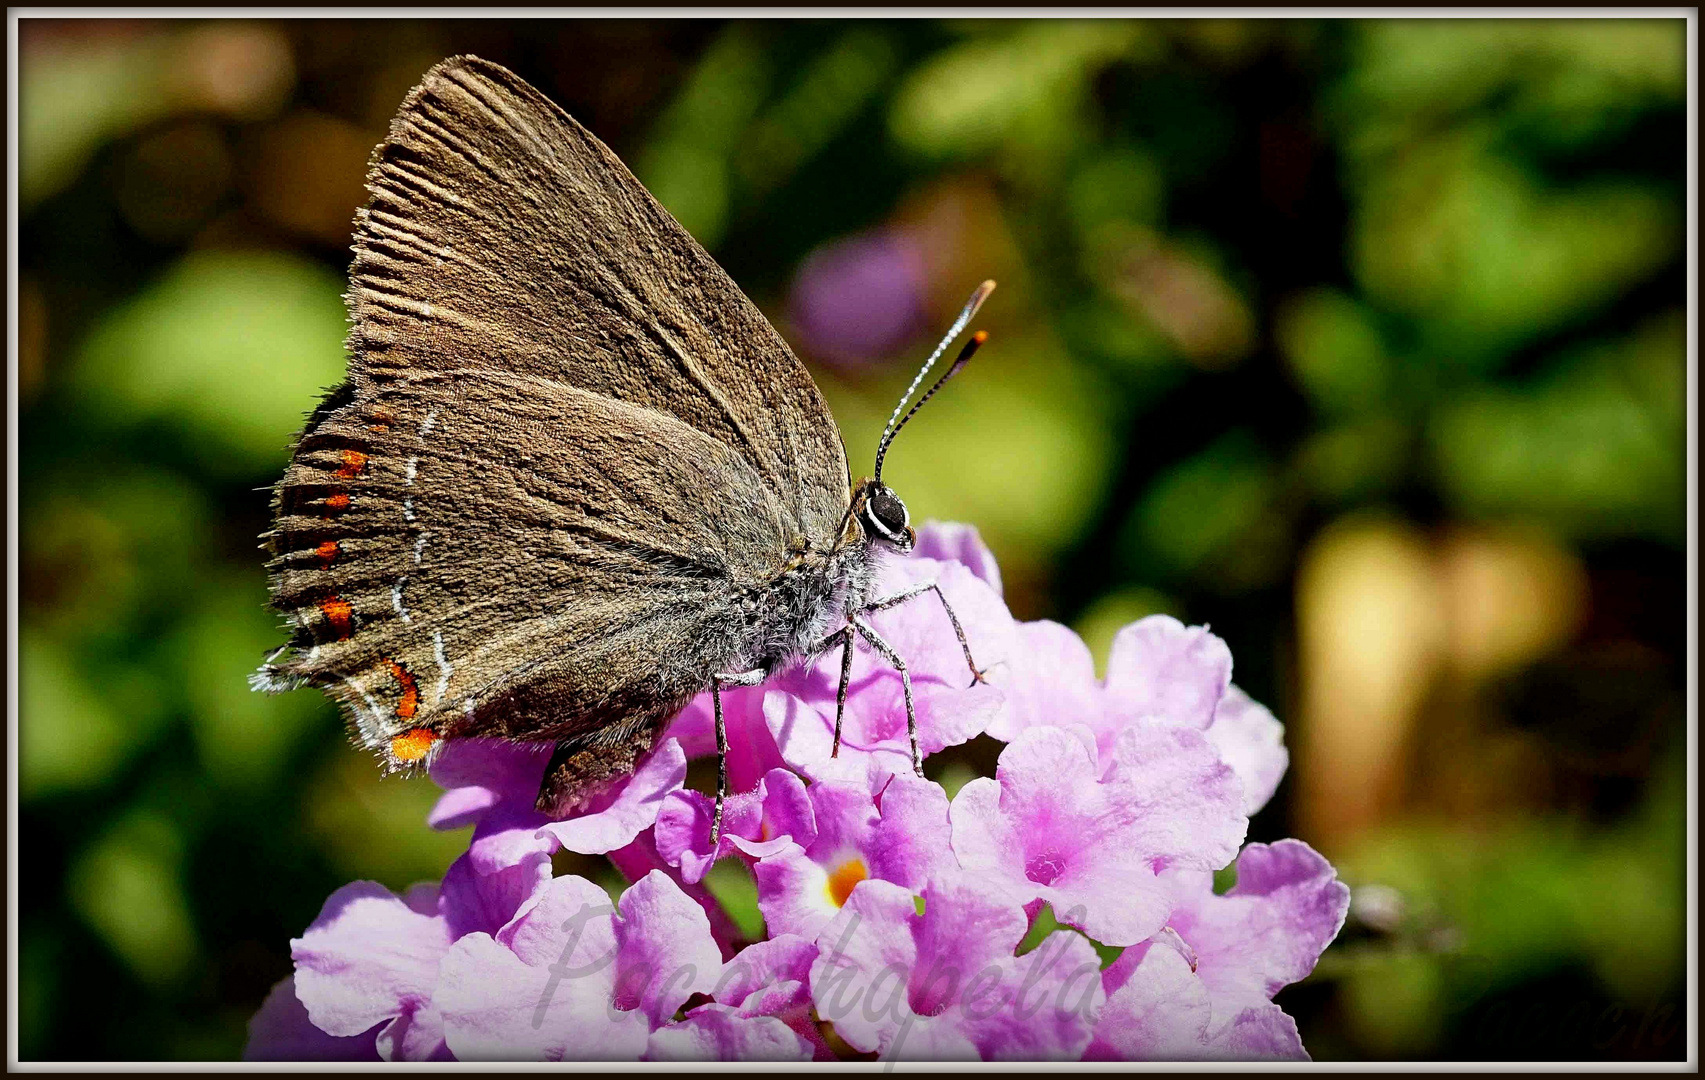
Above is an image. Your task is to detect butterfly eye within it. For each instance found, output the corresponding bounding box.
[864,486,912,548]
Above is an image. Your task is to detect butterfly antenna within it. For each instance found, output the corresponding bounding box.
[874,279,995,481]
[874,329,990,483]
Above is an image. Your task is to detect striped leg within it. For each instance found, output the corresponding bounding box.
[709,668,765,847]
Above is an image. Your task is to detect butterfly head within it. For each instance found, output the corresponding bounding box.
[854,479,915,553]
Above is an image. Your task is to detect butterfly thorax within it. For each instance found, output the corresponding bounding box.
[735,531,874,678]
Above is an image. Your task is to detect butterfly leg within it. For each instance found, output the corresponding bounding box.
[804,624,857,759]
[860,579,986,688]
[710,668,765,847]
[831,625,855,759]
[850,615,922,776]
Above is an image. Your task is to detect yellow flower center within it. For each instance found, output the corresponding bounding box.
[825,858,868,908]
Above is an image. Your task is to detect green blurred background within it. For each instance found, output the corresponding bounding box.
[16,17,1690,1061]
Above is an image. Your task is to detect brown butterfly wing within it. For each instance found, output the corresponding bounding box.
[256,56,850,802]
[260,369,791,785]
[348,54,848,531]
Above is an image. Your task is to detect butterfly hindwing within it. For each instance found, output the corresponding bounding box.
[262,369,811,770]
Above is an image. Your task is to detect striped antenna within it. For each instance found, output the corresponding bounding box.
[878,280,996,448]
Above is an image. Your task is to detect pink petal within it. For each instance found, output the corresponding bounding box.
[988,619,1102,742]
[465,804,556,878]
[1172,839,1350,1005]
[1205,685,1289,815]
[654,768,811,885]
[964,929,1103,1061]
[1211,1004,1308,1061]
[665,685,786,795]
[497,874,618,970]
[912,520,1004,597]
[755,767,818,849]
[1042,841,1175,948]
[713,935,818,1008]
[291,881,453,1037]
[437,932,648,1061]
[427,739,552,829]
[244,975,382,1061]
[869,771,957,889]
[1085,938,1211,1061]
[754,843,840,942]
[910,878,1029,1000]
[652,788,760,885]
[438,845,553,940]
[763,687,871,782]
[988,725,1105,835]
[375,1003,451,1062]
[807,879,920,1055]
[1103,616,1232,730]
[612,870,724,1028]
[1103,721,1247,871]
[427,784,504,832]
[713,935,835,1060]
[643,1006,814,1061]
[606,829,743,960]
[537,738,687,855]
[945,777,1025,904]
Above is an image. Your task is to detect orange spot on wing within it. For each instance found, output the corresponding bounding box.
[315,540,340,566]
[324,492,351,511]
[390,727,437,763]
[335,449,368,478]
[318,597,352,639]
[386,659,420,720]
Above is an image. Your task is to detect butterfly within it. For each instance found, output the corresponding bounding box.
[252,55,991,841]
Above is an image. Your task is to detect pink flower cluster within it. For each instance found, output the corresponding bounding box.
[247,523,1349,1062]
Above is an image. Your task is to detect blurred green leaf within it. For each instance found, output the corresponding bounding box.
[1016,902,1121,968]
[636,25,771,248]
[22,34,172,206]
[20,628,168,799]
[23,24,295,207]
[68,810,200,987]
[891,21,1143,167]
[1352,132,1679,356]
[738,29,898,196]
[1429,316,1684,542]
[1277,289,1392,415]
[1067,145,1166,241]
[174,572,332,786]
[703,860,765,943]
[17,929,61,1059]
[23,466,212,645]
[303,751,472,892]
[1339,20,1684,157]
[1059,300,1187,393]
[69,249,348,475]
[1295,414,1410,505]
[1123,431,1278,584]
[929,760,980,802]
[1335,741,1686,1054]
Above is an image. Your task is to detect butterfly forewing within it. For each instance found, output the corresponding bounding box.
[349,55,848,528]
